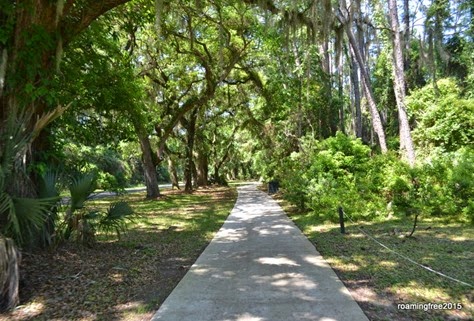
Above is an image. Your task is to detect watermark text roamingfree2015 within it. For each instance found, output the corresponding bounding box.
[397,302,463,311]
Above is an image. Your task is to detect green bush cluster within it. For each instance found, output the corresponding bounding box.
[278,133,473,224]
[407,78,474,155]
[62,144,133,192]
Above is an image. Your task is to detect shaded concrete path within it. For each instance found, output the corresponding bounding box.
[151,183,369,321]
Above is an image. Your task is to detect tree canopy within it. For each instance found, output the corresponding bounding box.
[1,1,474,310]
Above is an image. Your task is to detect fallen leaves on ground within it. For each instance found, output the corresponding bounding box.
[1,186,236,321]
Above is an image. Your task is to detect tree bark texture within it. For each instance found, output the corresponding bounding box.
[350,54,363,138]
[137,131,160,198]
[196,151,209,187]
[0,237,20,312]
[388,0,416,166]
[337,9,388,152]
[167,156,180,190]
[184,109,198,192]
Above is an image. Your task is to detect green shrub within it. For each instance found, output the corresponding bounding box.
[279,133,383,221]
[450,148,474,223]
[277,132,472,224]
[451,148,474,201]
[63,143,132,192]
[407,78,474,154]
[279,152,309,210]
[96,171,126,194]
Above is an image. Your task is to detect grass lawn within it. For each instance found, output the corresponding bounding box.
[1,186,237,321]
[275,194,473,321]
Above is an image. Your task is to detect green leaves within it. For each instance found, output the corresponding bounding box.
[0,192,59,246]
[97,202,135,238]
[69,173,96,211]
[408,78,474,154]
[63,173,135,244]
[38,170,60,199]
[278,133,376,219]
[0,110,61,247]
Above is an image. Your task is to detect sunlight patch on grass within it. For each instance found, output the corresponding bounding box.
[2,186,237,321]
[392,281,453,302]
[379,260,398,268]
[345,232,368,239]
[446,234,471,242]
[280,196,474,321]
[328,259,360,272]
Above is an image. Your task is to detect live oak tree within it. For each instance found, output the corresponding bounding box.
[2,0,474,312]
[1,1,136,310]
[0,1,137,178]
[0,2,132,311]
[134,0,255,193]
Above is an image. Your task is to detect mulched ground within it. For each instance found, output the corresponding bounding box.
[1,187,235,321]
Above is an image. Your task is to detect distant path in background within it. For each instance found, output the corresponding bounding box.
[61,183,174,205]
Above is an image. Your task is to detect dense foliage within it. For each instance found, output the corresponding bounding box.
[408,78,474,154]
[278,132,473,224]
[1,0,473,312]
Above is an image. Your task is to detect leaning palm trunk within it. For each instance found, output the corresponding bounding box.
[0,236,20,312]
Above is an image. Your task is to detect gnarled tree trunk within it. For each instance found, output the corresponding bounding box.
[167,156,180,190]
[137,130,160,198]
[1,1,135,193]
[0,236,20,312]
[196,151,209,187]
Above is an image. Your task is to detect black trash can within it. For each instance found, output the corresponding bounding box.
[268,180,279,194]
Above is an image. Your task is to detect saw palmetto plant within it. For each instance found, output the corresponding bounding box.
[62,172,135,247]
[0,107,64,311]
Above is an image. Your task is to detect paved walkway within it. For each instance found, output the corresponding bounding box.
[151,183,369,321]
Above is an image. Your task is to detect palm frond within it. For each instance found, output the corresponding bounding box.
[69,173,96,210]
[0,106,64,247]
[107,202,134,219]
[0,193,15,232]
[97,201,134,238]
[36,170,62,247]
[39,170,60,199]
[2,196,59,245]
